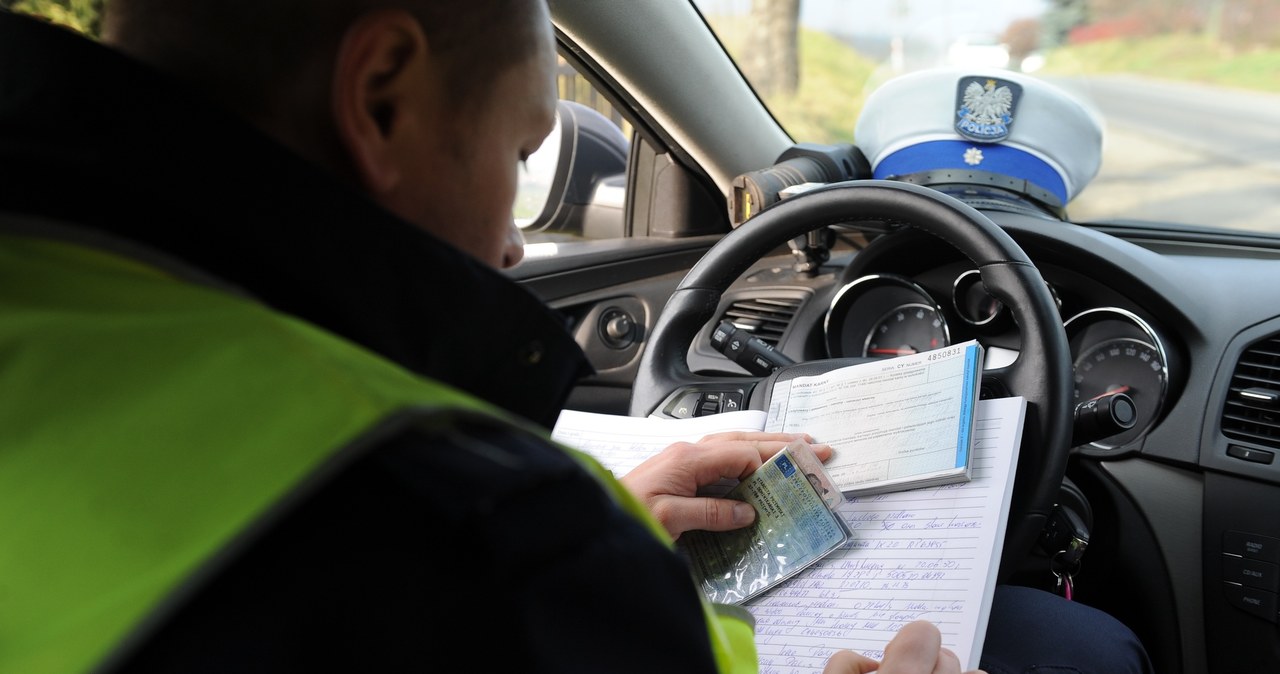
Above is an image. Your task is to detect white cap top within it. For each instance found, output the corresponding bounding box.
[854,68,1104,206]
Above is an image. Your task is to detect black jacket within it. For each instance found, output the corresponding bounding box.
[0,11,585,430]
[0,11,719,672]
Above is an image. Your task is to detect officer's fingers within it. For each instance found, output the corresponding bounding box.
[698,430,816,452]
[650,440,768,486]
[668,439,782,485]
[690,435,833,473]
[934,648,980,674]
[650,495,756,540]
[699,430,812,442]
[823,649,881,674]
[822,626,978,674]
[626,436,832,538]
[877,621,950,674]
[809,441,834,462]
[622,439,755,491]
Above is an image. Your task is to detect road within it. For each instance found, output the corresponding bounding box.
[1046,75,1280,234]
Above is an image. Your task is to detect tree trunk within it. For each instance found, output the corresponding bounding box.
[741,0,800,98]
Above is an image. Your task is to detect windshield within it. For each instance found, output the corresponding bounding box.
[695,0,1280,234]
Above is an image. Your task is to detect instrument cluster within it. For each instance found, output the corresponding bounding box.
[823,268,1171,451]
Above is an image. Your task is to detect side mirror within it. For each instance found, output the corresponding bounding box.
[514,100,629,240]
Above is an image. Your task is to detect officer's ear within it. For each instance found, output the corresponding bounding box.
[330,10,445,197]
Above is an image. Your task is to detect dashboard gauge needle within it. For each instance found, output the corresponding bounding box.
[869,347,918,355]
[1089,385,1131,400]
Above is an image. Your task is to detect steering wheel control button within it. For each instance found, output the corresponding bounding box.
[667,391,703,419]
[700,392,723,416]
[663,388,750,419]
[1225,531,1280,564]
[1223,554,1280,593]
[1227,444,1275,465]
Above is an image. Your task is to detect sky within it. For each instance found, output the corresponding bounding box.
[695,0,1050,40]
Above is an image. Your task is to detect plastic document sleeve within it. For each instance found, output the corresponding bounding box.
[677,440,852,605]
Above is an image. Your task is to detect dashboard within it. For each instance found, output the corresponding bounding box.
[550,202,1280,672]
[685,207,1280,469]
[673,205,1280,671]
[689,213,1186,456]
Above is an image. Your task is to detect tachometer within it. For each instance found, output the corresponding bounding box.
[865,303,947,357]
[825,274,951,358]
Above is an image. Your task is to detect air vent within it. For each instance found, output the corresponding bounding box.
[720,296,803,347]
[1222,334,1280,449]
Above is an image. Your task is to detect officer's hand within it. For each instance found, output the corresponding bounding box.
[822,621,985,674]
[620,431,831,540]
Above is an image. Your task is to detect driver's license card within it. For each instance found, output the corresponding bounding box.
[678,440,852,605]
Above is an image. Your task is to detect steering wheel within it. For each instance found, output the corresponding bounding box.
[630,180,1073,578]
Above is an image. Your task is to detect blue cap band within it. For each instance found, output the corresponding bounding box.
[873,140,1068,205]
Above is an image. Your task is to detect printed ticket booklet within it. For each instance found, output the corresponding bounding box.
[678,440,851,605]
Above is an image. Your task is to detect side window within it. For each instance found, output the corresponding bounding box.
[557,58,633,141]
[517,57,633,251]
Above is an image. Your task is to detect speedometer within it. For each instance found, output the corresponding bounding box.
[1073,337,1166,448]
[1065,308,1169,450]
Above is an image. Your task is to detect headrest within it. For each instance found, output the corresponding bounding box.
[854,68,1104,207]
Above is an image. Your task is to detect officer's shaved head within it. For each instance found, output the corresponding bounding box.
[102,0,550,184]
[103,1,545,121]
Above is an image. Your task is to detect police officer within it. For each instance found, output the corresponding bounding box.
[0,2,964,672]
[0,2,1145,673]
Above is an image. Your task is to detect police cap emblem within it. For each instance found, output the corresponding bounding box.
[955,76,1022,142]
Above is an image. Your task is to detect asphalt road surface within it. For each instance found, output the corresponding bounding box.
[1049,75,1280,234]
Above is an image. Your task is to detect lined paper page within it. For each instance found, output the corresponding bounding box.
[750,396,1024,672]
[551,409,767,476]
